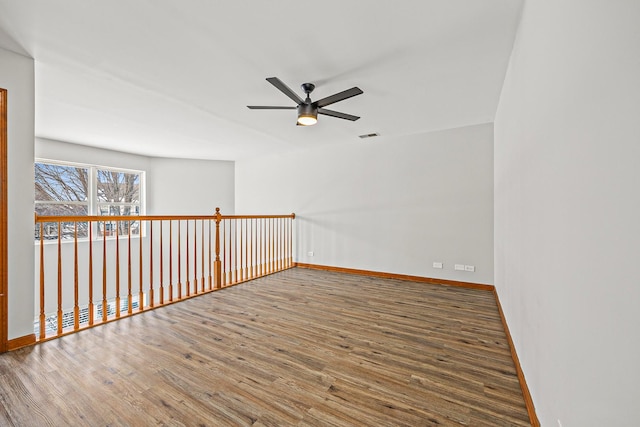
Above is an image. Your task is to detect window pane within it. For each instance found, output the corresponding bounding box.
[35,203,88,217]
[35,221,89,241]
[35,163,88,202]
[98,204,140,216]
[98,219,139,237]
[97,170,140,204]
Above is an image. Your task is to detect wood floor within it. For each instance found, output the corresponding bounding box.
[0,267,530,426]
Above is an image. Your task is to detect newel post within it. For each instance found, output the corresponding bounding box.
[214,207,222,289]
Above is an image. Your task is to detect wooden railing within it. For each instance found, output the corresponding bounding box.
[34,208,295,341]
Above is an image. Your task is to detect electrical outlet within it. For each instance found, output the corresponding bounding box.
[454,264,465,271]
[433,262,443,269]
[464,265,475,272]
[307,251,314,257]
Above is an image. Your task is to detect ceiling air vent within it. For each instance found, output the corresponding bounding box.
[358,133,379,139]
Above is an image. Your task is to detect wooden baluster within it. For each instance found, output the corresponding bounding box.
[248,219,254,279]
[258,219,264,276]
[193,219,198,294]
[186,220,190,296]
[159,221,164,305]
[224,220,231,286]
[289,216,294,267]
[139,219,143,312]
[149,220,154,308]
[245,219,249,280]
[208,219,212,290]
[57,222,63,334]
[248,219,253,279]
[230,219,235,284]
[177,220,182,299]
[239,219,243,283]
[201,219,205,292]
[244,219,248,279]
[74,222,79,329]
[278,218,282,271]
[262,219,266,275]
[235,219,239,282]
[214,208,222,289]
[102,220,108,322]
[169,221,174,302]
[272,218,276,272]
[284,217,288,268]
[127,221,132,314]
[231,219,235,283]
[223,216,228,286]
[270,218,274,274]
[279,218,282,270]
[115,220,120,318]
[277,218,281,270]
[239,219,242,281]
[88,220,94,326]
[274,218,278,272]
[39,222,45,339]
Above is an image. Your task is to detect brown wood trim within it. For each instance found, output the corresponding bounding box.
[294,263,494,291]
[0,88,7,353]
[35,212,296,223]
[493,288,540,427]
[7,333,35,351]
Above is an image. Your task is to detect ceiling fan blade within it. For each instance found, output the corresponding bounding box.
[315,87,363,108]
[266,77,304,105]
[318,108,360,121]
[247,106,297,109]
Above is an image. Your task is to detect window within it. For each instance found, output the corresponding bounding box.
[35,160,144,239]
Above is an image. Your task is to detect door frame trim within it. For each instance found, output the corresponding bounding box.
[1,88,8,353]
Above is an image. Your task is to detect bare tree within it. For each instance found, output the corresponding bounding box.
[97,170,139,215]
[35,163,89,216]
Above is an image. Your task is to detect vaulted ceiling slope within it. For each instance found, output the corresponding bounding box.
[0,1,522,160]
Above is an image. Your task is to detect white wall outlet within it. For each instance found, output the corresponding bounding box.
[307,251,314,257]
[464,265,475,272]
[433,262,443,269]
[454,264,465,271]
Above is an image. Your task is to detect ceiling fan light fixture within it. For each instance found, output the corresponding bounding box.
[297,115,317,126]
[297,103,318,126]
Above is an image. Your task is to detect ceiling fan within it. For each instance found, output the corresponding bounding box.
[247,77,363,126]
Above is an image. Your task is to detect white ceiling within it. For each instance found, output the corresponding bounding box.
[0,0,522,161]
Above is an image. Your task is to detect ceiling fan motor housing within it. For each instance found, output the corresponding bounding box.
[297,102,317,117]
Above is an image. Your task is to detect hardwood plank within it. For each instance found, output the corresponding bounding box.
[0,268,531,425]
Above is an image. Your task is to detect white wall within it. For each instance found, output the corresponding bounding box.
[494,0,640,425]
[236,123,494,284]
[149,157,234,215]
[0,48,35,340]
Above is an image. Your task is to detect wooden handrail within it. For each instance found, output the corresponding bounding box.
[34,208,295,342]
[35,213,296,222]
